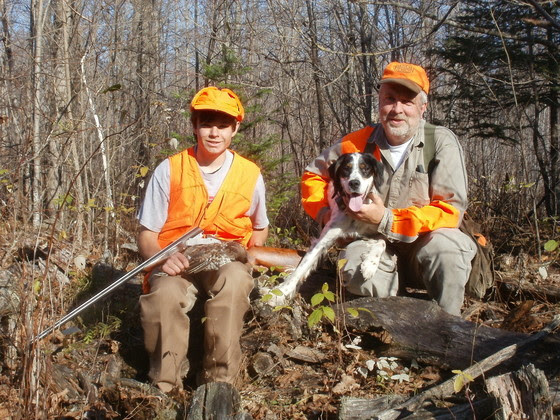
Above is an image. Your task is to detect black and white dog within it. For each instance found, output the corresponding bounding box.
[266,152,386,306]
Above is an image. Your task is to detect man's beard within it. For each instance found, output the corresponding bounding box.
[383,117,420,143]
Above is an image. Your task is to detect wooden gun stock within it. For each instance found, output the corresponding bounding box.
[246,246,305,271]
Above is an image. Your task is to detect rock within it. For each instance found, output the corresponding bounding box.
[285,345,326,363]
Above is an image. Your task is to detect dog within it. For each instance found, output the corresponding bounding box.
[265,152,386,306]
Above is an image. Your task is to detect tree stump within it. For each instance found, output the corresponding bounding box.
[486,363,553,419]
[187,382,252,420]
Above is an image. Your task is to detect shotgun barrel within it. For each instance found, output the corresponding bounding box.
[32,226,203,343]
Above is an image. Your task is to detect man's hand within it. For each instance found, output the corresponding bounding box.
[348,193,385,225]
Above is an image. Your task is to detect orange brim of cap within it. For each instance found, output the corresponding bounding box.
[379,78,422,94]
[191,87,244,121]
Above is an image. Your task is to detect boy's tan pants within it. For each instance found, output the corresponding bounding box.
[139,261,254,392]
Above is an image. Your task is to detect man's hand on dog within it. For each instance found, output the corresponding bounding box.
[346,192,385,224]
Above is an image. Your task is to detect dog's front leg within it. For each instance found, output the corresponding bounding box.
[265,216,348,307]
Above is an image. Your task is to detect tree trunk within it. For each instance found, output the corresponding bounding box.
[31,0,46,228]
[305,0,327,152]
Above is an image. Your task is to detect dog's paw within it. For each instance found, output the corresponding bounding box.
[260,281,297,308]
[262,290,287,307]
[360,239,386,280]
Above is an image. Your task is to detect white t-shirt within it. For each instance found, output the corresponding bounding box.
[387,137,414,170]
[137,150,269,232]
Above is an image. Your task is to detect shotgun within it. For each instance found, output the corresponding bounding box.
[32,226,203,343]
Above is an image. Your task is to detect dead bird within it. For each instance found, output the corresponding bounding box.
[181,241,248,275]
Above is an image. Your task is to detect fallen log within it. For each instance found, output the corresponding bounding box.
[496,276,560,303]
[339,395,494,420]
[370,315,560,420]
[338,296,528,369]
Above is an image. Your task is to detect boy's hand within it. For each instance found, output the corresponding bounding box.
[161,251,190,276]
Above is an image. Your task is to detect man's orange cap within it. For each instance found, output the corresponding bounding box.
[190,86,245,121]
[379,62,430,95]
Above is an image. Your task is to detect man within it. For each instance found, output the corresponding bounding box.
[137,86,269,392]
[301,62,476,316]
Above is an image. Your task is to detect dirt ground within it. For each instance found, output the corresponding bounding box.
[1,243,559,419]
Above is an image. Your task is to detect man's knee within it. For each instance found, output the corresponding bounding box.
[340,240,398,297]
[413,228,476,315]
[416,228,476,269]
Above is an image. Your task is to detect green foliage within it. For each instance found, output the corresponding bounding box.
[544,240,558,253]
[307,283,336,328]
[452,369,474,393]
[53,194,74,209]
[267,226,304,249]
[82,316,122,344]
[346,306,373,318]
[432,0,559,142]
[259,270,294,312]
[203,46,252,81]
[101,84,122,94]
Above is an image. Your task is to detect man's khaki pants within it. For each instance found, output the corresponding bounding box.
[340,228,477,316]
[139,261,254,392]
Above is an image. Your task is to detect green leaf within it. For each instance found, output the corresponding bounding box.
[261,294,272,302]
[102,83,122,93]
[321,282,329,293]
[139,166,149,177]
[272,305,292,312]
[311,293,324,307]
[347,308,359,317]
[356,307,373,315]
[271,288,284,296]
[453,374,464,393]
[323,290,336,302]
[323,306,335,322]
[308,308,323,327]
[544,240,558,252]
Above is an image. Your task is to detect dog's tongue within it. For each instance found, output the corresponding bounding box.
[348,194,364,212]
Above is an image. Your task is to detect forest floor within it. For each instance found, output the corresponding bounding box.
[0,231,559,419]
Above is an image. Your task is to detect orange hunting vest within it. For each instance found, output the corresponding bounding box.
[158,147,261,248]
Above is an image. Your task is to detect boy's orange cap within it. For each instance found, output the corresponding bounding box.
[379,62,430,95]
[190,86,245,121]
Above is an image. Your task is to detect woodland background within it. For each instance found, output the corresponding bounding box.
[0,0,559,418]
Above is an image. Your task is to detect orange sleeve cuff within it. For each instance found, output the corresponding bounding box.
[301,171,330,219]
[391,201,460,238]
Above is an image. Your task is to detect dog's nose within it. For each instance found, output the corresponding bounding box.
[349,179,360,190]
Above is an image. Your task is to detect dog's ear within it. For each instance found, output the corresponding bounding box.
[362,153,384,191]
[327,158,338,180]
[328,157,344,198]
